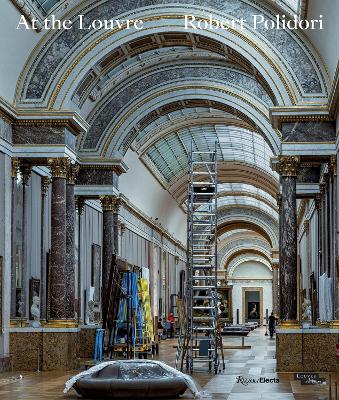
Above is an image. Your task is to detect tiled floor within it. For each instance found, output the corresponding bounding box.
[0,327,337,399]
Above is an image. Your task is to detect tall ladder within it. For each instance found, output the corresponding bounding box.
[184,142,224,374]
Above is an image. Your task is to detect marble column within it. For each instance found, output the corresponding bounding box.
[278,156,299,325]
[10,158,19,318]
[76,197,85,323]
[65,164,79,320]
[100,196,115,302]
[272,263,279,316]
[113,198,121,256]
[40,176,50,321]
[329,156,339,323]
[20,164,32,319]
[48,158,69,321]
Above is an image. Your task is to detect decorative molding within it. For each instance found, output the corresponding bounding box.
[66,163,80,185]
[278,156,300,177]
[297,199,307,226]
[329,155,337,176]
[270,105,331,129]
[0,97,88,135]
[328,61,339,118]
[10,0,44,30]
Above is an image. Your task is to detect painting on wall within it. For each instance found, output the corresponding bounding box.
[91,244,102,303]
[248,302,260,320]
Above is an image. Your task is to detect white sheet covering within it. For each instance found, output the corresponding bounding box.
[63,359,211,399]
[319,273,333,321]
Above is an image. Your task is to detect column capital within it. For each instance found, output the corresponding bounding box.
[100,195,116,211]
[319,182,326,195]
[48,158,70,178]
[11,158,20,178]
[276,194,282,209]
[112,197,121,213]
[66,163,80,185]
[120,222,126,236]
[315,193,322,209]
[272,263,280,270]
[76,197,85,215]
[19,164,32,186]
[41,176,51,195]
[278,156,300,176]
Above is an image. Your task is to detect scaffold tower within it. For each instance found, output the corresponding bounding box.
[176,142,224,374]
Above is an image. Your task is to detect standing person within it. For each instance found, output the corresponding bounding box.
[157,318,164,340]
[167,312,175,338]
[268,312,277,338]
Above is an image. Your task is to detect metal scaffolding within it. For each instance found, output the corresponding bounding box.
[176,142,224,374]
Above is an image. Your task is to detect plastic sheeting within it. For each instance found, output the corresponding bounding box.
[319,273,333,321]
[64,359,211,399]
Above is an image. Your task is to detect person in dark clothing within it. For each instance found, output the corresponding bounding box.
[268,312,277,338]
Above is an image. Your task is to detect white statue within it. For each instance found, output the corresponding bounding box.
[30,295,40,327]
[302,298,312,326]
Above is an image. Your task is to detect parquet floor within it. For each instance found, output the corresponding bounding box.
[0,327,337,399]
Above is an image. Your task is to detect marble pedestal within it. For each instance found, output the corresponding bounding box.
[9,327,80,371]
[276,328,339,372]
[79,326,97,358]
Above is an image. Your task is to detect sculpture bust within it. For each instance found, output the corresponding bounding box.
[301,299,312,324]
[30,295,40,327]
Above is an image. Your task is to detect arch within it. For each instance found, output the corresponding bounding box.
[16,0,328,112]
[217,206,279,248]
[227,255,273,278]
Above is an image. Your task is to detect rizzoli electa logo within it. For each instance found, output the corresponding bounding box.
[236,376,280,385]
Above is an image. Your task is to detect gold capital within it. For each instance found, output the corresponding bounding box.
[278,156,300,177]
[20,164,32,186]
[48,158,70,178]
[100,195,116,211]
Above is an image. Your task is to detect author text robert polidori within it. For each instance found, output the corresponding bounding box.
[17,14,324,31]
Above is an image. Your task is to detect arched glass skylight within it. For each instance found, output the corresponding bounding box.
[32,0,61,15]
[217,183,277,208]
[216,196,278,219]
[145,125,276,183]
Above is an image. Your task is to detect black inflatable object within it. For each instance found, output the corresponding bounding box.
[73,362,188,399]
